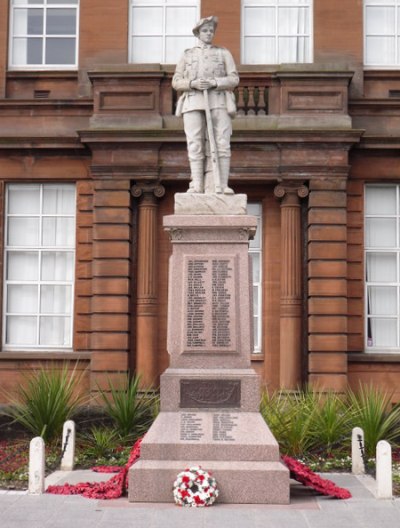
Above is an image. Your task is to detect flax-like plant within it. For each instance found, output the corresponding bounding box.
[79,426,120,459]
[260,389,318,456]
[308,392,353,455]
[348,384,400,458]
[1,363,86,442]
[97,374,159,442]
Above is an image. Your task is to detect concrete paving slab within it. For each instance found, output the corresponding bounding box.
[0,471,399,528]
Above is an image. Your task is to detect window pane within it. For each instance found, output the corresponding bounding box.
[165,36,196,62]
[278,7,309,35]
[41,285,71,313]
[46,8,76,35]
[253,315,259,349]
[367,286,397,315]
[366,37,396,64]
[366,186,396,215]
[366,253,397,282]
[41,251,74,281]
[7,251,39,280]
[13,8,43,35]
[278,36,309,62]
[244,36,276,64]
[42,217,75,246]
[366,6,395,35]
[365,218,397,248]
[5,316,37,345]
[47,0,78,4]
[253,285,259,313]
[166,7,197,35]
[43,185,75,214]
[132,36,163,62]
[252,253,260,282]
[8,217,40,246]
[45,37,75,64]
[244,7,275,36]
[39,316,70,346]
[132,7,163,35]
[7,284,38,313]
[368,318,397,347]
[12,37,43,64]
[8,185,40,214]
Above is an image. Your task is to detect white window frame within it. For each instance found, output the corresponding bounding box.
[3,183,76,350]
[8,0,80,71]
[241,0,313,65]
[248,202,263,354]
[364,183,400,352]
[128,0,199,64]
[364,0,400,69]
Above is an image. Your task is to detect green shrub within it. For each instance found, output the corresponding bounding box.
[1,363,86,442]
[308,391,353,455]
[97,374,159,442]
[348,384,400,458]
[79,426,120,459]
[260,389,318,456]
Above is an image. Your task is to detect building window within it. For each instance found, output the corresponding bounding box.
[248,203,262,353]
[365,184,400,351]
[241,0,312,64]
[129,0,199,63]
[9,0,79,69]
[364,0,400,67]
[3,183,76,349]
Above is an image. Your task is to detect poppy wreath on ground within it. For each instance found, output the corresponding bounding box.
[282,455,352,500]
[46,437,142,500]
[173,466,219,507]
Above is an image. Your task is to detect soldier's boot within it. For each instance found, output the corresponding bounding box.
[187,160,204,193]
[219,157,234,194]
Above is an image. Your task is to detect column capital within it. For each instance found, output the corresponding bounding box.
[131,182,165,199]
[274,182,309,202]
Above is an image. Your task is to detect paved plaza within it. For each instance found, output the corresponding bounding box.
[0,471,400,527]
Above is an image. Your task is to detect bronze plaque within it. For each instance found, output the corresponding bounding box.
[180,380,241,408]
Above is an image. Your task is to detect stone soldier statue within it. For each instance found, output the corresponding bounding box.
[172,16,239,194]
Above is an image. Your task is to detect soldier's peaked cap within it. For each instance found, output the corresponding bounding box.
[192,16,218,37]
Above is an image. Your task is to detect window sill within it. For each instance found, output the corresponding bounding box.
[348,352,400,363]
[0,350,91,361]
[251,353,264,361]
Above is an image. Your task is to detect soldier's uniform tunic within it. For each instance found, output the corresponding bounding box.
[172,41,239,193]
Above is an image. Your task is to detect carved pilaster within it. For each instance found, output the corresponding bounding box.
[274,182,308,389]
[132,183,165,387]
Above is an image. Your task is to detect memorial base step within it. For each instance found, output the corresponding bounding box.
[128,459,290,504]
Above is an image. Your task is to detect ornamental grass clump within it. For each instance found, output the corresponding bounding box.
[347,384,400,458]
[260,389,318,456]
[97,374,159,442]
[1,363,86,442]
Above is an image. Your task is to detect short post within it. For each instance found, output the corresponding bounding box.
[60,420,75,471]
[351,427,365,474]
[376,440,392,499]
[29,437,45,494]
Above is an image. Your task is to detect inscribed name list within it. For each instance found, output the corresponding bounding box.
[185,256,236,351]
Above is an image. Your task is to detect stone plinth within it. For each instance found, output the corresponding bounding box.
[128,213,290,504]
[174,193,247,215]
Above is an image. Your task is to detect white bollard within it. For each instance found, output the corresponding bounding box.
[29,436,45,494]
[352,427,365,475]
[60,420,75,471]
[376,440,393,499]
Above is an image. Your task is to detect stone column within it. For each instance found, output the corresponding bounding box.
[274,182,308,390]
[132,183,165,387]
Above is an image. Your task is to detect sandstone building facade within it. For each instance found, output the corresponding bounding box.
[0,0,399,401]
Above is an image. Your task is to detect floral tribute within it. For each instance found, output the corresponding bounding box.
[173,466,219,507]
[282,455,351,499]
[46,437,142,500]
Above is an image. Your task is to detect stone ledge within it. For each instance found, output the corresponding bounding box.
[174,193,247,215]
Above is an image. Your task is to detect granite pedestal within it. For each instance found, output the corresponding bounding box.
[128,194,289,504]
